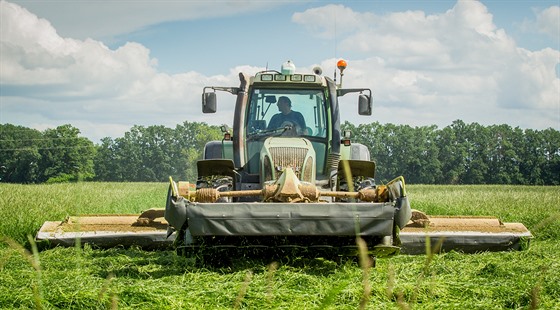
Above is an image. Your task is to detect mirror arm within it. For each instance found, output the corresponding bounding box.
[204,86,240,95]
[337,88,372,97]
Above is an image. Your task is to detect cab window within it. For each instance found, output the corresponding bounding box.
[246,88,327,138]
[245,88,329,176]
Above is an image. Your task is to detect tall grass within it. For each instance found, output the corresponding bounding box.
[0,183,559,309]
[0,182,167,246]
[408,185,560,240]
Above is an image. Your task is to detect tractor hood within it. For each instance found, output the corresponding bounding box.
[260,137,316,185]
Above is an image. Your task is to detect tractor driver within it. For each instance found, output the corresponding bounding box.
[267,96,307,135]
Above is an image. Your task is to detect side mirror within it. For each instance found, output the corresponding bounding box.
[202,92,217,113]
[358,94,372,115]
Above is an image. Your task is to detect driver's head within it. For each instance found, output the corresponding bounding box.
[277,96,292,114]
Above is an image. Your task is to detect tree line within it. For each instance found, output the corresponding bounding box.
[344,120,559,185]
[1,120,558,185]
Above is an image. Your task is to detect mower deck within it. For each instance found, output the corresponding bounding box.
[36,209,531,254]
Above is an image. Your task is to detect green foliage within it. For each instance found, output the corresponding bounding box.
[345,120,560,185]
[2,121,559,184]
[93,121,222,182]
[0,124,95,184]
[38,124,96,183]
[0,124,42,183]
[45,173,77,184]
[0,183,559,309]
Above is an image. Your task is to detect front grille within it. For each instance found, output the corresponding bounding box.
[269,147,308,177]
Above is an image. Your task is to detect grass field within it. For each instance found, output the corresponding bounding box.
[1,183,559,309]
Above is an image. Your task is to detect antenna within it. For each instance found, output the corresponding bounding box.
[334,11,337,59]
[333,8,337,81]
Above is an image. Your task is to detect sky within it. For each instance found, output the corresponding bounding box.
[1,0,559,143]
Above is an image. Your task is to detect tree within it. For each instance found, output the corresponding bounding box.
[346,122,441,184]
[38,125,96,183]
[485,125,524,184]
[172,121,222,181]
[457,122,490,184]
[436,120,468,184]
[409,124,441,184]
[93,122,222,182]
[540,128,560,185]
[94,137,122,181]
[0,124,42,183]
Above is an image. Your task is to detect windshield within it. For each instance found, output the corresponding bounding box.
[246,88,327,139]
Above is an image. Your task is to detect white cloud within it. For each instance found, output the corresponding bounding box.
[1,0,558,145]
[292,4,371,39]
[536,6,560,38]
[293,0,560,130]
[9,0,290,40]
[0,1,243,141]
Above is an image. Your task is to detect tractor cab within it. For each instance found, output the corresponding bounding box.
[244,79,330,183]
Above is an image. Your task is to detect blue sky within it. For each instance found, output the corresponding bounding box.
[118,1,558,76]
[1,0,559,142]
